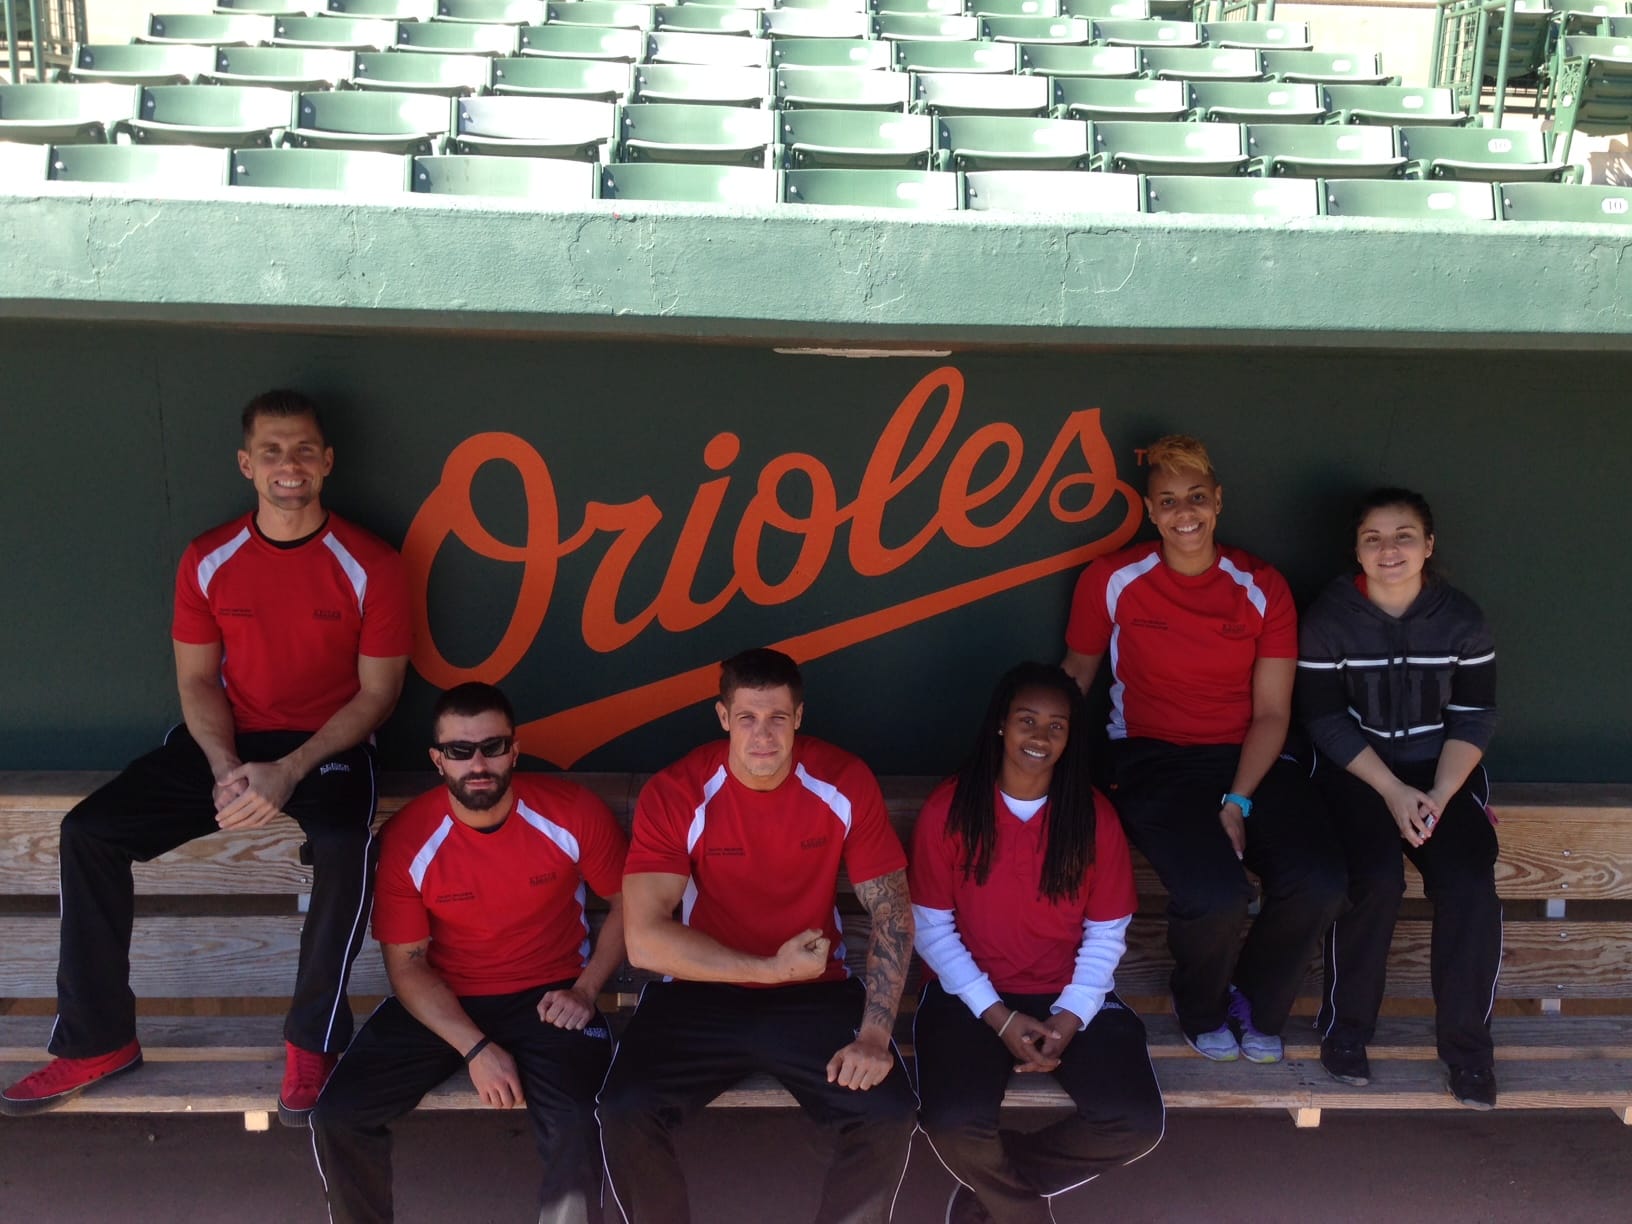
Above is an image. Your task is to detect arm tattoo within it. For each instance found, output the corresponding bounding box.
[405,945,427,962]
[854,870,913,1035]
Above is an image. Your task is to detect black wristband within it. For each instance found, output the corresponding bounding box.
[463,1037,491,1065]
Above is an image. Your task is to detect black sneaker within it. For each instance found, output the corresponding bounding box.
[1319,1036,1370,1087]
[1447,1064,1497,1110]
[945,1185,994,1224]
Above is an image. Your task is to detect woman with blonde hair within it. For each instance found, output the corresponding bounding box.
[1062,436,1344,1063]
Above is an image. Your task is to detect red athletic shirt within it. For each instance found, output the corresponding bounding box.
[1065,540,1296,745]
[909,780,1136,995]
[625,737,906,988]
[171,512,412,734]
[373,776,628,997]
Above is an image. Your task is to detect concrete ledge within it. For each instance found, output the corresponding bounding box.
[4,185,1630,351]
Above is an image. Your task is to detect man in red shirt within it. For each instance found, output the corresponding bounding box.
[597,648,916,1224]
[1,391,411,1125]
[312,682,627,1224]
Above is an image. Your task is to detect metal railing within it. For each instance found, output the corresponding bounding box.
[6,0,88,83]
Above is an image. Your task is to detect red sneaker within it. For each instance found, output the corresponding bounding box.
[0,1039,143,1117]
[278,1041,338,1129]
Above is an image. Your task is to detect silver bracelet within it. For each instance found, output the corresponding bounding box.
[997,1011,1017,1038]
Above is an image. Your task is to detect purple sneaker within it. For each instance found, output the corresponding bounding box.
[1227,987,1283,1064]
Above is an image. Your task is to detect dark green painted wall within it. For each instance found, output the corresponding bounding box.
[1,320,1622,781]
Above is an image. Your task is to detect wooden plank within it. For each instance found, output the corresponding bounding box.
[6,913,1632,1001]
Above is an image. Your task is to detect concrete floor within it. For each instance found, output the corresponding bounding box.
[2,1104,1629,1222]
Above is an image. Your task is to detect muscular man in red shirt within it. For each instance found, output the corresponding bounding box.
[597,648,917,1224]
[1,391,410,1124]
[312,682,627,1224]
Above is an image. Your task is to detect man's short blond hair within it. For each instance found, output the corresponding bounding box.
[1145,435,1217,488]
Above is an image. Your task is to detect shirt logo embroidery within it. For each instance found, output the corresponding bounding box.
[313,609,343,622]
[529,872,557,886]
[1219,621,1250,638]
[705,846,745,857]
[434,891,476,904]
[800,836,829,850]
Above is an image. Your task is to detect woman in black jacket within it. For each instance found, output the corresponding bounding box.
[1297,488,1501,1109]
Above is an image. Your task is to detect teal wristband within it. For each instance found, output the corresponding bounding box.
[1221,792,1254,819]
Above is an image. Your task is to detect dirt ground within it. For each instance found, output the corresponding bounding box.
[2,1104,1629,1223]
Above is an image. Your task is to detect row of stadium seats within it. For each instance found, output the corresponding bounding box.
[2,83,1484,148]
[60,41,1399,86]
[129,12,1313,48]
[0,89,1569,181]
[5,141,1628,221]
[166,1,1284,26]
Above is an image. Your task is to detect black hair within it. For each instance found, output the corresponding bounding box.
[432,682,515,736]
[719,648,804,707]
[1352,487,1435,541]
[946,662,1096,902]
[241,389,325,445]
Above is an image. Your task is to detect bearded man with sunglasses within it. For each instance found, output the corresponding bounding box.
[2,390,411,1126]
[311,682,628,1224]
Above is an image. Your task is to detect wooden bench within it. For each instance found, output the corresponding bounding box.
[3,773,1629,1131]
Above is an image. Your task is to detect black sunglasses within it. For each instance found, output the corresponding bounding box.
[432,735,514,761]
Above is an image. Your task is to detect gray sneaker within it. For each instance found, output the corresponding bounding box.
[1227,987,1283,1064]
[1182,1020,1241,1062]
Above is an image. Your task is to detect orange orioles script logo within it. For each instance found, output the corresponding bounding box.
[403,366,1141,767]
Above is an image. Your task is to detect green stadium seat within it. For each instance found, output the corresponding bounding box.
[140,13,275,46]
[1553,1,1630,37]
[271,16,398,49]
[546,2,655,30]
[1143,0,1195,16]
[64,43,214,86]
[44,143,230,188]
[645,31,775,67]
[203,46,355,90]
[409,153,597,198]
[1090,119,1247,173]
[1061,0,1150,16]
[433,0,550,21]
[599,161,781,203]
[1550,35,1632,159]
[776,107,934,167]
[873,0,965,13]
[1143,173,1320,216]
[651,5,763,35]
[1199,21,1312,51]
[893,41,1020,73]
[1088,19,1200,46]
[1051,76,1187,120]
[1244,122,1404,178]
[912,71,1052,115]
[215,0,327,13]
[452,94,617,157]
[782,167,961,208]
[979,16,1090,44]
[961,166,1141,211]
[1016,43,1139,77]
[761,10,879,38]
[490,57,632,100]
[774,66,911,109]
[516,24,645,62]
[973,0,1063,17]
[323,0,437,16]
[284,88,452,153]
[0,83,134,144]
[229,146,409,191]
[1140,46,1263,81]
[777,0,869,10]
[1606,17,1632,36]
[876,14,983,41]
[1320,178,1497,220]
[1260,49,1392,85]
[0,141,51,184]
[350,51,492,94]
[1495,180,1632,222]
[1398,124,1572,182]
[120,85,294,148]
[1186,80,1324,123]
[618,102,777,165]
[934,113,1092,168]
[633,63,771,106]
[769,39,894,71]
[392,19,521,55]
[1321,84,1468,125]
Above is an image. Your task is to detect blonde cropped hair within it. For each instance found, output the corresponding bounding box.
[1145,435,1217,489]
